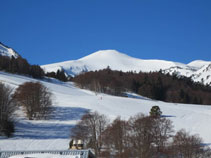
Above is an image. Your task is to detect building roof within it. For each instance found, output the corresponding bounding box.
[0,150,95,158]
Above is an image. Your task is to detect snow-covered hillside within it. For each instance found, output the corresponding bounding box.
[41,50,211,85]
[0,42,19,58]
[41,50,189,75]
[0,71,211,150]
[162,62,211,85]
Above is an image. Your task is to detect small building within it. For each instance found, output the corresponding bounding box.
[69,139,84,150]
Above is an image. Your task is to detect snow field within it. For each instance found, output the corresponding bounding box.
[0,71,211,150]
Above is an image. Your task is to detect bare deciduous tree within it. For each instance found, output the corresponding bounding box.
[92,80,102,95]
[128,113,174,158]
[13,82,52,120]
[172,129,203,158]
[0,83,16,137]
[129,114,155,158]
[102,117,130,158]
[71,111,109,157]
[70,111,210,158]
[151,117,174,155]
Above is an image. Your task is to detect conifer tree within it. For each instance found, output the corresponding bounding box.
[150,106,162,117]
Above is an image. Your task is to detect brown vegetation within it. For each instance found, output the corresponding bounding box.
[71,112,109,157]
[13,82,52,120]
[0,83,16,137]
[73,68,211,104]
[46,69,68,82]
[170,129,203,158]
[71,111,211,158]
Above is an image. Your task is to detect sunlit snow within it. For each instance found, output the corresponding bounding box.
[41,50,211,85]
[0,71,211,150]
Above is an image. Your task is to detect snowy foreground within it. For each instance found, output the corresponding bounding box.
[0,71,211,150]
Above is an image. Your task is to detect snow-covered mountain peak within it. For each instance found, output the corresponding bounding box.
[41,49,211,86]
[42,49,187,76]
[80,49,131,61]
[78,49,141,67]
[80,49,142,65]
[0,42,19,58]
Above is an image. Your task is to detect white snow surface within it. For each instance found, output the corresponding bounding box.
[41,50,211,85]
[0,43,19,58]
[41,50,189,75]
[188,60,211,69]
[0,71,211,150]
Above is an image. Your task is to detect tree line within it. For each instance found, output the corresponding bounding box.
[0,55,69,81]
[45,69,68,82]
[71,110,211,158]
[73,68,211,105]
[0,82,52,137]
[0,55,44,78]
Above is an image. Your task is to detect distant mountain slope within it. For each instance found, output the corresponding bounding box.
[163,61,211,85]
[188,60,211,69]
[41,50,190,75]
[42,50,211,85]
[0,42,19,58]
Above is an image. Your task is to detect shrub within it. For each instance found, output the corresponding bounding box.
[13,82,52,120]
[150,105,162,117]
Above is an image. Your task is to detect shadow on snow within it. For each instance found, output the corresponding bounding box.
[50,107,89,121]
[161,115,176,118]
[14,107,89,139]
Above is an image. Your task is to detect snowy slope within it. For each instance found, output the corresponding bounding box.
[163,61,211,85]
[192,64,211,85]
[41,50,211,85]
[0,42,19,58]
[188,60,211,69]
[0,71,211,150]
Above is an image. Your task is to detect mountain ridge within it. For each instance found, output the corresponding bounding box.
[0,42,20,58]
[41,50,191,74]
[41,50,211,85]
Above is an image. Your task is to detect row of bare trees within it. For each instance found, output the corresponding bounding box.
[0,81,53,137]
[71,111,211,158]
[73,68,211,104]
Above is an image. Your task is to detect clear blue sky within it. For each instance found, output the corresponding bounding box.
[1,0,211,65]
